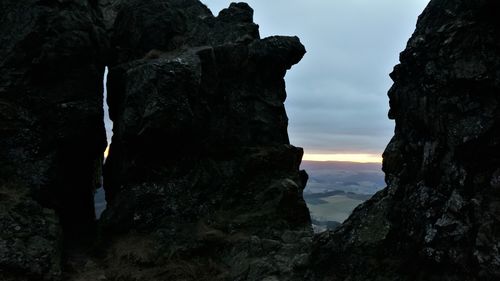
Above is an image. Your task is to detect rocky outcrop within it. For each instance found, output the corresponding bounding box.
[1,0,310,279]
[0,0,108,280]
[309,0,500,280]
[7,0,499,280]
[99,1,311,280]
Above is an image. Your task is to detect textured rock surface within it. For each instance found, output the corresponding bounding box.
[1,1,310,280]
[7,0,499,280]
[0,0,107,279]
[309,1,500,280]
[100,1,311,280]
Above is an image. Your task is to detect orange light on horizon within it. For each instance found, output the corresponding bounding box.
[302,153,382,163]
[102,146,381,163]
[104,145,110,159]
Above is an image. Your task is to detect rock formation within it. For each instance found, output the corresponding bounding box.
[3,0,500,280]
[0,0,107,280]
[100,1,311,280]
[309,0,500,280]
[1,0,310,280]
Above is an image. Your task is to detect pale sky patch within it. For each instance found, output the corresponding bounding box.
[202,0,430,156]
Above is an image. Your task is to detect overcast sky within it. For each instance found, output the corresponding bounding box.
[202,0,430,157]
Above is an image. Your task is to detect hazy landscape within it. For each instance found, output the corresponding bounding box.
[301,161,385,231]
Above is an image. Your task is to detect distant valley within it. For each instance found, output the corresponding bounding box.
[301,161,385,232]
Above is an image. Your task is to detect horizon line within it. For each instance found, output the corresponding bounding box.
[302,153,382,163]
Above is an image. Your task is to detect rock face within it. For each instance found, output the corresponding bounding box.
[5,0,499,280]
[309,1,500,280]
[100,1,311,280]
[1,0,310,279]
[0,0,107,280]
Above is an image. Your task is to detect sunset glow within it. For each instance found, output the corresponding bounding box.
[302,153,382,163]
[104,145,110,159]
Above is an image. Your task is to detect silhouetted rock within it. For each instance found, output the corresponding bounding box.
[308,1,500,280]
[9,0,498,280]
[0,0,107,279]
[1,0,309,279]
[100,0,259,65]
[99,1,311,280]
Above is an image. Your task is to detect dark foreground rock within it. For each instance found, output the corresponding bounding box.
[1,1,310,280]
[100,2,311,280]
[0,0,107,280]
[4,0,500,280]
[308,1,500,280]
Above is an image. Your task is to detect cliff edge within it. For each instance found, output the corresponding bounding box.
[309,1,500,280]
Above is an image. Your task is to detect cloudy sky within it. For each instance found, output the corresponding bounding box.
[202,0,430,162]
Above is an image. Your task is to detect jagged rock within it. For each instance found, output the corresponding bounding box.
[0,0,107,279]
[1,0,309,279]
[16,0,500,280]
[102,0,259,65]
[308,1,500,280]
[99,1,311,280]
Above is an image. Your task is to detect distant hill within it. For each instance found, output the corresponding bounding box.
[301,160,385,195]
[301,160,382,171]
[301,161,385,230]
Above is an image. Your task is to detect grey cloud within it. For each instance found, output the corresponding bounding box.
[201,0,429,154]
